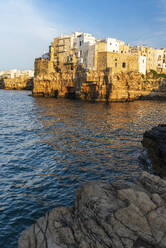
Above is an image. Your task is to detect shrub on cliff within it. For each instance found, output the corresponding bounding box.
[150,69,166,79]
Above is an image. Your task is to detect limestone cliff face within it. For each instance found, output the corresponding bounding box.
[81,72,166,102]
[19,172,166,248]
[33,58,166,101]
[33,72,77,98]
[0,76,33,90]
[33,59,86,98]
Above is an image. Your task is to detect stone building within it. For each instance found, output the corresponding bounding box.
[130,45,166,73]
[33,32,166,101]
[86,40,146,74]
[97,52,139,73]
[156,48,166,73]
[34,32,149,80]
[119,41,130,54]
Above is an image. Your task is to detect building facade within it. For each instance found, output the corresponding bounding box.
[36,32,166,77]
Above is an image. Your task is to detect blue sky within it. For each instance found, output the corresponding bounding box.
[0,0,166,70]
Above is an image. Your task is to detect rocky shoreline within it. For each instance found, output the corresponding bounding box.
[0,76,33,90]
[18,126,166,248]
[142,124,166,177]
[19,171,166,248]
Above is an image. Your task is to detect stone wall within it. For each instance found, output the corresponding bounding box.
[97,52,139,73]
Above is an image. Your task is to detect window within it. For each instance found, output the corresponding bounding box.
[115,62,117,67]
[80,41,82,46]
[122,62,126,68]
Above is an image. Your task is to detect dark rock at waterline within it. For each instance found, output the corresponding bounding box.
[19,172,166,248]
[142,124,166,177]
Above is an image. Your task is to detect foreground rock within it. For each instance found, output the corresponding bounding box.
[19,172,166,248]
[142,124,166,177]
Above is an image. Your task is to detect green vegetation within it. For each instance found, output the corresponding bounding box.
[150,70,166,79]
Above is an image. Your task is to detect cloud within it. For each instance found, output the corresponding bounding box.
[1,0,59,40]
[0,0,61,70]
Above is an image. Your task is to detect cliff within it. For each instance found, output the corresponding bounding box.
[33,58,166,101]
[19,171,166,248]
[81,71,166,102]
[0,76,33,90]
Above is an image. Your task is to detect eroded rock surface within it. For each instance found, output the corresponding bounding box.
[19,172,166,248]
[33,66,166,102]
[0,76,33,90]
[142,124,166,177]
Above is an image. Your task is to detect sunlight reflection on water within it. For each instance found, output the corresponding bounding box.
[0,90,166,247]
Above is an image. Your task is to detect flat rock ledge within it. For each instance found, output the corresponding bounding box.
[142,124,166,177]
[19,172,166,248]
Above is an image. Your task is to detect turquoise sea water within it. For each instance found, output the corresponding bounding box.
[0,90,166,248]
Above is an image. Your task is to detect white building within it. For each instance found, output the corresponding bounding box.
[102,38,120,53]
[138,56,146,75]
[75,33,97,67]
[20,70,34,77]
[87,44,96,69]
[156,49,164,69]
[0,69,34,78]
[70,32,82,49]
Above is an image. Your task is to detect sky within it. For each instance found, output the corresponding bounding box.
[0,0,166,70]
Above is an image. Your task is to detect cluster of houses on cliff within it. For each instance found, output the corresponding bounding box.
[33,31,166,101]
[39,32,166,75]
[0,69,34,79]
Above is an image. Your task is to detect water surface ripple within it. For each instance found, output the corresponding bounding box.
[0,90,166,248]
